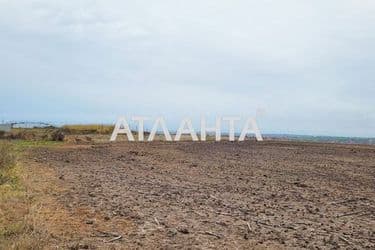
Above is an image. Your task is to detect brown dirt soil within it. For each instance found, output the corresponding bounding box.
[28,141,375,249]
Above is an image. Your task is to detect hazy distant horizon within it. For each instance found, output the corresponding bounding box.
[3,118,375,139]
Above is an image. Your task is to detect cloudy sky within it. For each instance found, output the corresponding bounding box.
[0,0,374,137]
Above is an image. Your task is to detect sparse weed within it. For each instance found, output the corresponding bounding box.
[0,141,16,171]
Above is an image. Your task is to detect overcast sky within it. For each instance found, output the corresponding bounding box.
[0,0,374,137]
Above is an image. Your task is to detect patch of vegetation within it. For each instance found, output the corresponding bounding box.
[1,127,66,141]
[0,141,16,170]
[0,141,50,249]
[0,124,114,145]
[0,141,17,185]
[0,141,24,244]
[62,124,114,135]
[11,140,63,153]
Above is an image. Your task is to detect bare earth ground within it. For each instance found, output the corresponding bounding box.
[28,140,374,249]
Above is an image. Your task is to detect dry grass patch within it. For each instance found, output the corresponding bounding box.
[0,141,42,249]
[0,141,62,249]
[62,124,114,135]
[1,128,65,141]
[0,141,16,170]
